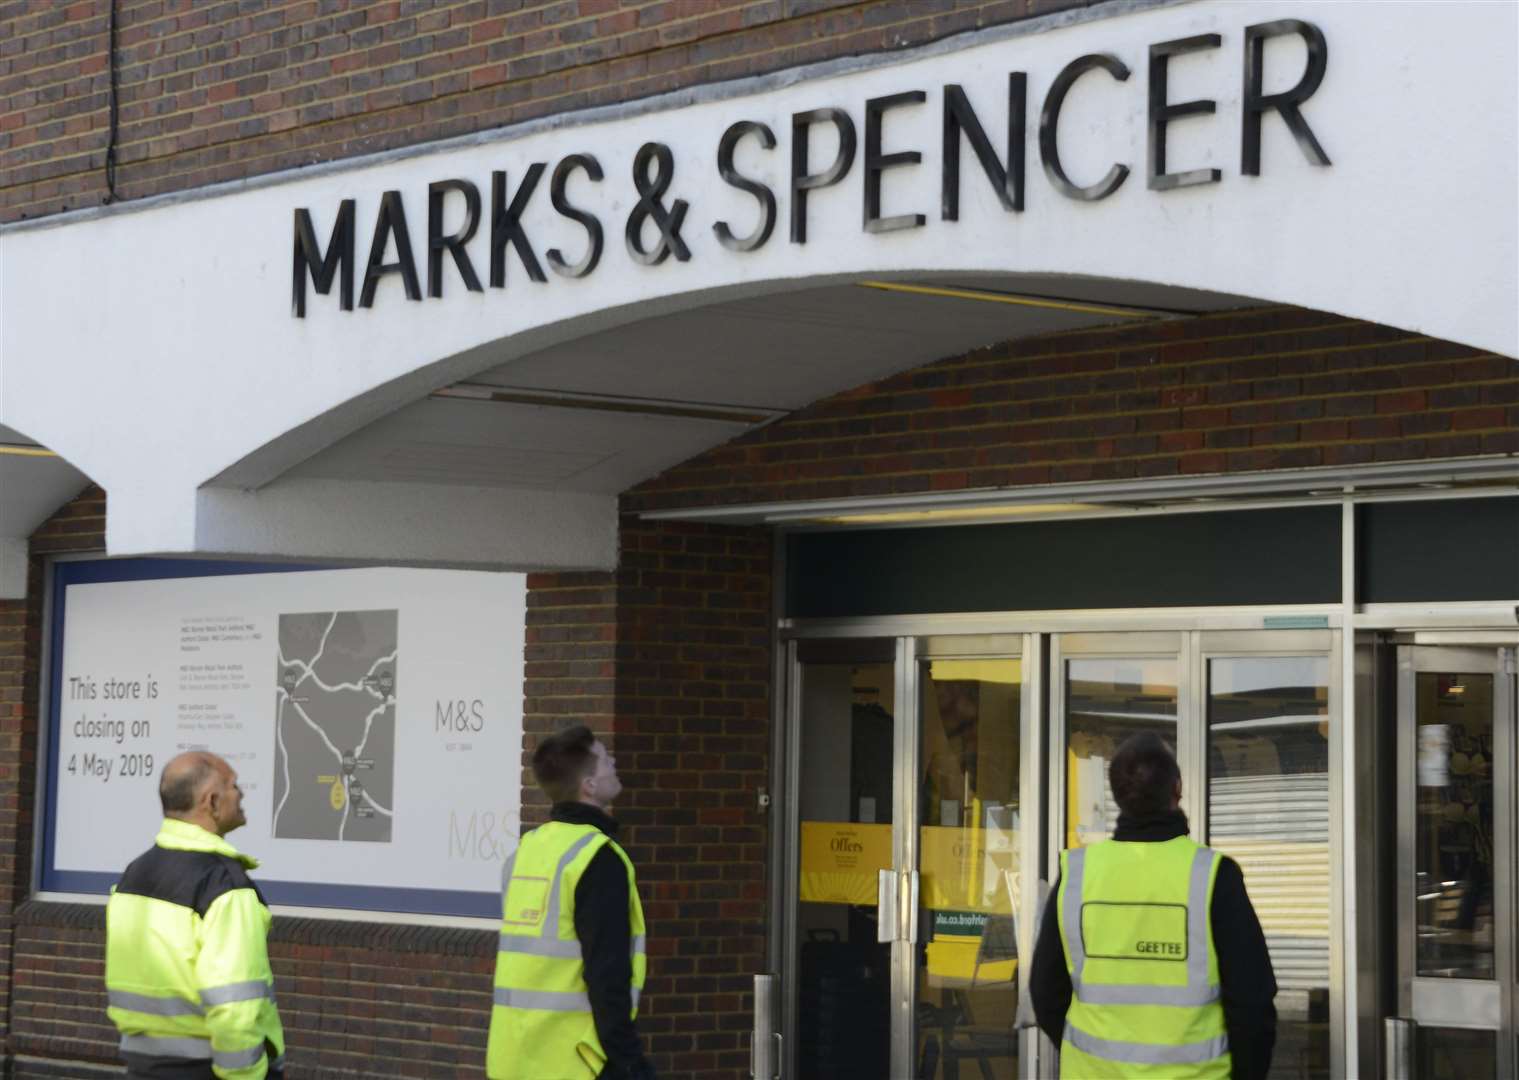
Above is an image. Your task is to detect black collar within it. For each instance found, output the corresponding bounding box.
[551,801,620,839]
[1112,809,1190,842]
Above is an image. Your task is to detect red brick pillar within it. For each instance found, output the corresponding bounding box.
[524,517,774,1079]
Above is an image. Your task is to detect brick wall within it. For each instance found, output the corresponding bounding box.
[10,901,496,1079]
[0,485,104,1057]
[525,519,772,1078]
[1,0,1101,224]
[623,306,1519,513]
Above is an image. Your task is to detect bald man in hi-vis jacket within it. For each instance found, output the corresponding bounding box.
[105,752,285,1080]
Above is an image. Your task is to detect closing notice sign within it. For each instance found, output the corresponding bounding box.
[44,558,525,916]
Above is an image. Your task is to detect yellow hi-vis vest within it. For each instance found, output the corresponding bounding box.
[105,819,284,1080]
[488,821,647,1080]
[1056,836,1229,1079]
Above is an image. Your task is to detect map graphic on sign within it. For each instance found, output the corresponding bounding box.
[272,610,397,843]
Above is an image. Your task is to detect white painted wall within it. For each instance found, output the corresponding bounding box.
[0,0,1514,565]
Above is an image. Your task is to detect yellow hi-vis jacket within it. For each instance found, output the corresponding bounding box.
[105,819,285,1080]
[1056,835,1230,1079]
[488,821,647,1080]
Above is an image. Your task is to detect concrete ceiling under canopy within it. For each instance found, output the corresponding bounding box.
[0,424,91,596]
[282,275,1252,495]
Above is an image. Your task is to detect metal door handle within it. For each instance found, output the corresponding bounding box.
[906,869,921,943]
[877,868,897,943]
[1384,1017,1414,1080]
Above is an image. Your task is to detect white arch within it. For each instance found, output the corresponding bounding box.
[0,0,1512,566]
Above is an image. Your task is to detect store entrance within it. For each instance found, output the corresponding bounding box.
[782,627,1341,1079]
[1394,646,1518,1077]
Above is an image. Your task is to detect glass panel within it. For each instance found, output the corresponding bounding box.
[1416,1027,1497,1080]
[1065,657,1178,846]
[915,659,1021,1080]
[1415,672,1495,980]
[796,654,894,1079]
[1206,656,1331,1080]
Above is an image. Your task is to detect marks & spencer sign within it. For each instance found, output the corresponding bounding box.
[291,19,1330,317]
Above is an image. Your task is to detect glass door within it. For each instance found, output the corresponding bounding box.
[785,636,1036,1080]
[1052,633,1188,849]
[1200,631,1336,1080]
[787,638,899,1080]
[1395,646,1517,1078]
[910,637,1036,1080]
[1049,630,1342,1077]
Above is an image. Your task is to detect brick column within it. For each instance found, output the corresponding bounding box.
[525,517,774,1080]
[0,486,104,1061]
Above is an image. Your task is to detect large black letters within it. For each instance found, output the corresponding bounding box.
[359,191,421,308]
[941,77,1025,220]
[547,154,604,278]
[863,90,926,233]
[1148,35,1222,191]
[427,179,483,297]
[1039,54,1132,202]
[790,108,856,244]
[1242,20,1330,175]
[490,165,548,287]
[291,199,355,317]
[714,121,777,253]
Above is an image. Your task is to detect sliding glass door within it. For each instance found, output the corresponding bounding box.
[783,628,1341,1079]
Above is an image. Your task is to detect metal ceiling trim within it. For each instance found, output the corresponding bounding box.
[638,455,1519,523]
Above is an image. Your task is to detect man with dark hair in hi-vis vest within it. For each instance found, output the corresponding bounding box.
[1030,732,1277,1079]
[489,724,655,1080]
[105,752,285,1080]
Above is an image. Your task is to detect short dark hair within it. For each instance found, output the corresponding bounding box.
[532,724,598,804]
[160,754,216,814]
[1108,732,1181,817]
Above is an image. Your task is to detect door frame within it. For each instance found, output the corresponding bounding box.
[906,634,1044,1079]
[778,619,1349,1079]
[1394,644,1517,1075]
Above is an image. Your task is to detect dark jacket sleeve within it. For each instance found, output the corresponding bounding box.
[574,845,655,1080]
[1212,855,1277,1080]
[1029,872,1072,1049]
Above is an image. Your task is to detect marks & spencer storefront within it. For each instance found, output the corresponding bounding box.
[1,1,1515,1077]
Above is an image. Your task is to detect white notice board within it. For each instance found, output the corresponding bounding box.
[44,558,524,916]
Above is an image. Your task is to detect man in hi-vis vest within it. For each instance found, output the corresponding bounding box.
[105,752,285,1080]
[489,725,654,1080]
[1030,733,1277,1079]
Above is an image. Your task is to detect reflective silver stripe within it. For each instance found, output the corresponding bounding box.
[1074,981,1220,1006]
[494,986,592,1012]
[541,832,601,940]
[213,1043,267,1070]
[200,980,272,1006]
[1064,1021,1228,1065]
[1186,847,1217,994]
[120,1034,212,1059]
[272,1055,286,1071]
[499,932,581,959]
[631,986,641,1008]
[497,931,644,960]
[1063,848,1087,986]
[108,990,203,1016]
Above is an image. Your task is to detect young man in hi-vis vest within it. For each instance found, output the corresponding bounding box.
[1030,733,1277,1079]
[105,752,285,1080]
[489,725,655,1080]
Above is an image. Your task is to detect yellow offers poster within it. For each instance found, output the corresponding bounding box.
[799,821,892,904]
